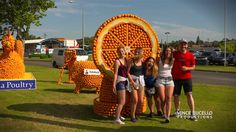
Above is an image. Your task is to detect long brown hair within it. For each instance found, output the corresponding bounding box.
[144,57,158,78]
[161,46,174,65]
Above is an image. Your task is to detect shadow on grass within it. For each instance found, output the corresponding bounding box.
[37,80,58,83]
[44,88,74,93]
[44,88,97,94]
[0,113,193,132]
[8,103,100,121]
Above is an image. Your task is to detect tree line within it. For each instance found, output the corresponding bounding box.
[0,0,56,40]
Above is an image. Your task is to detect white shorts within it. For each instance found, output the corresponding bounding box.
[155,76,174,87]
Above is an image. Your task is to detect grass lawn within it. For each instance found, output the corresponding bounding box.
[0,65,235,131]
[196,65,236,73]
[25,57,52,61]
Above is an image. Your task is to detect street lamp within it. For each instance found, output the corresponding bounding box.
[69,1,85,50]
[165,32,170,45]
[82,7,85,50]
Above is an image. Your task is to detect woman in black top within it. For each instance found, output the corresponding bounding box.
[127,47,145,122]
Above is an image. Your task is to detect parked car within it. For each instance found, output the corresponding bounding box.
[210,52,229,65]
[195,51,212,65]
[52,48,88,68]
[189,50,201,59]
[227,53,236,65]
[87,50,92,55]
[233,57,236,66]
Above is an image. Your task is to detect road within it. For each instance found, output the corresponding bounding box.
[25,60,236,87]
[192,70,236,87]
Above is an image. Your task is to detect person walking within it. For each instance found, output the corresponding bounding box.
[172,39,197,121]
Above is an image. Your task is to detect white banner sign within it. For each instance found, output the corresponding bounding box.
[84,69,101,75]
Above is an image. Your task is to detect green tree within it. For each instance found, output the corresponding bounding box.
[219,41,236,53]
[196,35,203,45]
[0,0,56,39]
[77,36,94,48]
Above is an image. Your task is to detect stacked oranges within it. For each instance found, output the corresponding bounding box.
[57,49,76,84]
[93,14,160,77]
[15,40,24,60]
[71,61,103,94]
[93,14,160,117]
[0,32,25,79]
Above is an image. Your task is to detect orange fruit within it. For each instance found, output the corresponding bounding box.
[93,14,160,77]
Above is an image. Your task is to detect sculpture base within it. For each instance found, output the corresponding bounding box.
[0,72,36,90]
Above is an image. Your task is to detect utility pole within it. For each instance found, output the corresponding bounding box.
[165,32,170,45]
[224,0,227,66]
[82,8,85,50]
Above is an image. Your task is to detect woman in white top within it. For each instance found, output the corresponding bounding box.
[155,46,174,123]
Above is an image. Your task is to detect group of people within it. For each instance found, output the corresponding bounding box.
[112,39,197,124]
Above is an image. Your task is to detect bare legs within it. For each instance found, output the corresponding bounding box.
[130,88,144,120]
[159,85,174,120]
[115,90,126,120]
[147,90,161,117]
[174,93,195,116]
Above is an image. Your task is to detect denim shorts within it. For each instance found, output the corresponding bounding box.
[155,76,174,87]
[116,81,127,91]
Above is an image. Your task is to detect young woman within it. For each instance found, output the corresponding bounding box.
[143,57,162,118]
[112,45,128,124]
[156,46,175,123]
[127,47,145,122]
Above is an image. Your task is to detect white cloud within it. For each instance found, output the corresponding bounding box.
[152,21,224,42]
[48,0,80,17]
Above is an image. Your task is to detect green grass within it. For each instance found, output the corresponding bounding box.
[0,65,236,131]
[196,65,236,72]
[26,57,52,61]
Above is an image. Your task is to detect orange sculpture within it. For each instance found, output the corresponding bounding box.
[71,61,103,94]
[15,39,24,60]
[57,49,76,84]
[0,32,25,79]
[93,14,160,116]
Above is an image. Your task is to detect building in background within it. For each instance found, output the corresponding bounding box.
[24,38,79,56]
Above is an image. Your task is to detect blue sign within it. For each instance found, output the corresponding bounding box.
[0,80,36,90]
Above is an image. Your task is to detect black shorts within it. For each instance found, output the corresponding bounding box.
[173,79,192,96]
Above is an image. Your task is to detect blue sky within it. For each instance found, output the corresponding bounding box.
[30,0,236,42]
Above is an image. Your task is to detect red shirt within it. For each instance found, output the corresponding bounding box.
[172,51,195,80]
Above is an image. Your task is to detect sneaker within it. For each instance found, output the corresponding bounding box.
[120,116,125,121]
[172,111,181,117]
[157,111,163,117]
[113,119,125,124]
[189,115,198,121]
[147,112,154,118]
[131,117,137,123]
[165,118,170,123]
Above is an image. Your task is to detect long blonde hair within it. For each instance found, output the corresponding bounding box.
[117,45,125,58]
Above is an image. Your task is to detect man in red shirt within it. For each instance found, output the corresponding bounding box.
[172,39,197,121]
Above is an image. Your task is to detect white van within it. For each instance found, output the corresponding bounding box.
[52,48,88,68]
